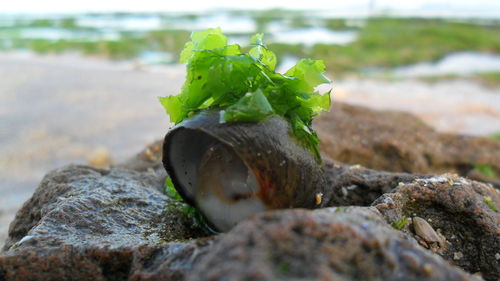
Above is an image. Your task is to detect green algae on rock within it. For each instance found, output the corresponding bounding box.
[158,28,331,160]
[158,28,332,232]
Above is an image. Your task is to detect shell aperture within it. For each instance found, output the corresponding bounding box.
[162,111,328,232]
[195,143,267,231]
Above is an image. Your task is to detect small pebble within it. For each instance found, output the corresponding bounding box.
[88,146,111,168]
[495,253,500,260]
[422,264,433,276]
[315,193,323,205]
[453,252,464,260]
[341,187,348,197]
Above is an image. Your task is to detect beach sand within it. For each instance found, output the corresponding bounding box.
[1,52,499,246]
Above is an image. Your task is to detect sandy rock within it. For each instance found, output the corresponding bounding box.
[314,103,500,186]
[372,174,500,281]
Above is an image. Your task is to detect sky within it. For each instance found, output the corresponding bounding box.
[1,0,500,14]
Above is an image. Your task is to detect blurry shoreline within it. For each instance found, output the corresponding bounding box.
[2,14,500,80]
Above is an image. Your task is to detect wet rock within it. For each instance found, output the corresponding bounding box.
[0,165,211,280]
[372,174,500,281]
[187,207,479,281]
[115,140,166,193]
[320,158,422,206]
[314,103,500,186]
[0,240,214,281]
[0,141,495,281]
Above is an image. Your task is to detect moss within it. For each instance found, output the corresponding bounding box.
[143,200,213,242]
[473,163,496,179]
[277,263,291,275]
[323,19,351,30]
[163,178,215,236]
[391,216,410,230]
[472,72,500,88]
[483,196,498,213]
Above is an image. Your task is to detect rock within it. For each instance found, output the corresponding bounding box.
[0,165,211,280]
[320,158,421,207]
[115,139,166,194]
[1,134,497,280]
[314,103,500,186]
[116,140,164,174]
[187,207,479,281]
[372,174,500,281]
[0,161,484,281]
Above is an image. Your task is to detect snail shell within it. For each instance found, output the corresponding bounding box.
[163,110,327,232]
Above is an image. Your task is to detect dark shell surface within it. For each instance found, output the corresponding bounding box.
[163,110,327,231]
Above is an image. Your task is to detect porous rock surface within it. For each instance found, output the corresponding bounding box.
[314,103,500,185]
[373,174,500,281]
[0,164,213,281]
[187,207,479,281]
[0,161,488,280]
[320,158,421,206]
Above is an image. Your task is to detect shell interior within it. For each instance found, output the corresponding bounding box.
[167,128,267,231]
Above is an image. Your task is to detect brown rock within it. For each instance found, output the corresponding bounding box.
[372,174,500,281]
[314,103,500,186]
[187,207,479,281]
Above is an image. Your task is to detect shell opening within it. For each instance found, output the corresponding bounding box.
[167,129,267,231]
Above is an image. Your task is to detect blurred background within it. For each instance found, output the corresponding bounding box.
[1,0,499,242]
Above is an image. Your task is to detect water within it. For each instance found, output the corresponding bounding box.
[0,12,359,51]
[137,51,174,65]
[168,13,256,33]
[269,27,357,46]
[276,55,299,73]
[77,15,164,31]
[15,27,120,41]
[394,52,500,77]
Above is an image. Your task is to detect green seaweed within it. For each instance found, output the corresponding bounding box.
[391,216,410,230]
[277,263,291,274]
[159,28,331,160]
[490,133,500,141]
[473,163,496,179]
[484,197,498,213]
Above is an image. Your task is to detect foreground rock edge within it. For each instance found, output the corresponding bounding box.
[1,162,496,280]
